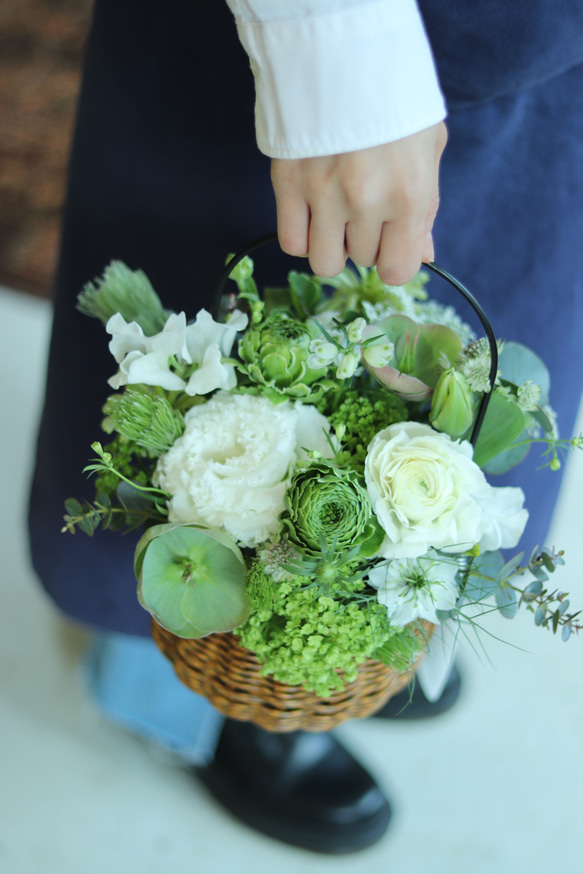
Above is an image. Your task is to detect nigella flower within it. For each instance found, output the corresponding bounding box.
[368,553,459,626]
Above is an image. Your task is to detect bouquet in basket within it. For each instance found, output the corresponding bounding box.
[63,250,582,701]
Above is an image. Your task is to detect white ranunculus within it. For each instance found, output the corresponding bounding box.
[364,422,528,559]
[368,553,459,625]
[106,309,248,394]
[155,392,333,547]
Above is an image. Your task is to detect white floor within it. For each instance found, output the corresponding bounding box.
[1,285,582,874]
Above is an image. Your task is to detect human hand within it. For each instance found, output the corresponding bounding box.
[271,121,447,286]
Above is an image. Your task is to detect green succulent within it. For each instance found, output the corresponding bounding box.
[237,310,328,402]
[280,460,384,558]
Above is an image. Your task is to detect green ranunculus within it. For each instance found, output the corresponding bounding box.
[280,461,383,558]
[238,311,327,402]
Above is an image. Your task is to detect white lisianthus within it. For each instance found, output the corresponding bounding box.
[155,392,334,547]
[368,553,459,625]
[106,309,248,394]
[364,422,528,559]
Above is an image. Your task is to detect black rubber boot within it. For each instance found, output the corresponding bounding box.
[195,720,391,853]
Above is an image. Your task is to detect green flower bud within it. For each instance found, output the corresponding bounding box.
[429,369,475,438]
[280,460,384,558]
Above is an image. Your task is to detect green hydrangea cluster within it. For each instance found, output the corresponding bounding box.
[321,389,408,474]
[237,563,396,697]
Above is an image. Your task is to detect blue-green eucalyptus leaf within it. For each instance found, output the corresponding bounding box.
[495,584,518,619]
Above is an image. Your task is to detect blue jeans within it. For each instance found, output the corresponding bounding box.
[86,633,225,765]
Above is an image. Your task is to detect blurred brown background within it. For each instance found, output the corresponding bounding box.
[0,0,93,298]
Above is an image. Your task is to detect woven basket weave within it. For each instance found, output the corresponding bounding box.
[152,621,432,732]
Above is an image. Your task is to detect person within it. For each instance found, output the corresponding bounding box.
[28,0,583,855]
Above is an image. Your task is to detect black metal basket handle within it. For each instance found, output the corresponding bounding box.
[213,232,497,447]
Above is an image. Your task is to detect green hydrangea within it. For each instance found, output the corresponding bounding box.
[319,388,408,474]
[236,563,417,697]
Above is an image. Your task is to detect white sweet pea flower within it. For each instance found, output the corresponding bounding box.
[368,553,459,625]
[183,309,248,396]
[108,349,187,391]
[155,391,334,547]
[107,312,191,390]
[365,421,528,559]
[106,308,248,394]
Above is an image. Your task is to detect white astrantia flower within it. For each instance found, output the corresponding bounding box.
[155,392,334,547]
[106,308,248,394]
[365,421,528,559]
[368,553,459,625]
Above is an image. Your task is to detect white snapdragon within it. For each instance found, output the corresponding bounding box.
[155,392,334,547]
[365,422,528,559]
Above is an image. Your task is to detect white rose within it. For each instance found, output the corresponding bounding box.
[155,392,333,547]
[364,422,528,559]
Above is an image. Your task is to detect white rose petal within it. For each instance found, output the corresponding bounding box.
[364,421,527,559]
[155,392,333,547]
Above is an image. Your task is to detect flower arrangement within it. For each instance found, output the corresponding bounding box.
[63,253,582,699]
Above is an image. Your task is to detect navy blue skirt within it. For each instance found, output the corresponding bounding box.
[29,0,583,635]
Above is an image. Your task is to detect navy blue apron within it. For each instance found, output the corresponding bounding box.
[28,0,583,635]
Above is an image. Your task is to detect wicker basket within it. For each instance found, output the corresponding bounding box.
[152,621,432,732]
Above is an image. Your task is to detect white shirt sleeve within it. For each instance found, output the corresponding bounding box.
[225,0,446,159]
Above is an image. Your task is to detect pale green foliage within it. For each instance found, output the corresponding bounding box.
[77,261,170,335]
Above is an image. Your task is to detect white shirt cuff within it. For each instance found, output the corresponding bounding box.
[227,0,446,159]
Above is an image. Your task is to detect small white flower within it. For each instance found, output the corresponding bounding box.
[361,337,395,368]
[307,338,338,369]
[517,381,542,411]
[368,553,459,625]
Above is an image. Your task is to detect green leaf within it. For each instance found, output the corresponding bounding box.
[481,430,530,475]
[64,498,83,516]
[497,552,524,582]
[472,391,527,468]
[495,584,518,619]
[288,271,322,318]
[498,342,550,405]
[562,625,572,642]
[534,606,545,626]
[465,550,504,601]
[541,551,556,573]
